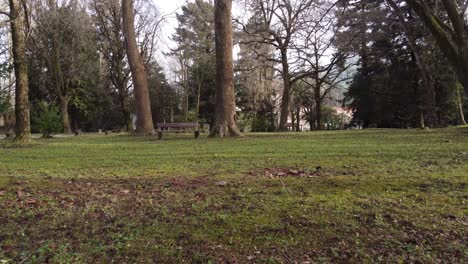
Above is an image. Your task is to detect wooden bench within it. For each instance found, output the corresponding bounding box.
[157,123,200,139]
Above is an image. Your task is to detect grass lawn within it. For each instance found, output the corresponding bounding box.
[0,128,467,263]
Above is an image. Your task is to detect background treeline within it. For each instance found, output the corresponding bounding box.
[340,0,467,128]
[0,0,466,135]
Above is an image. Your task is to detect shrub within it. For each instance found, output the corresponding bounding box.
[32,101,62,137]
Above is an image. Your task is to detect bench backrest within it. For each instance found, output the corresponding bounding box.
[157,123,198,129]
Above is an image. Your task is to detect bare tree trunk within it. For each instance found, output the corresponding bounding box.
[210,0,241,137]
[9,0,31,143]
[59,95,72,134]
[296,104,300,131]
[185,76,189,121]
[279,49,291,131]
[122,0,155,135]
[314,76,323,130]
[196,68,204,121]
[196,83,201,120]
[315,94,322,130]
[419,111,426,129]
[456,82,467,125]
[290,109,295,131]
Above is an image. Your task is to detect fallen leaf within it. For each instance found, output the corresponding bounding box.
[25,198,37,204]
[215,181,228,187]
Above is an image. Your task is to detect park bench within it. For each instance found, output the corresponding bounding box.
[157,123,200,139]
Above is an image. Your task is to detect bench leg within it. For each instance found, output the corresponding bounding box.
[194,131,200,139]
[158,131,163,140]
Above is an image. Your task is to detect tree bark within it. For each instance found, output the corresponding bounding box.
[314,88,322,130]
[210,0,242,137]
[122,0,155,135]
[278,49,291,131]
[456,82,467,125]
[290,109,295,131]
[59,95,71,134]
[296,104,300,131]
[9,0,31,143]
[314,70,323,130]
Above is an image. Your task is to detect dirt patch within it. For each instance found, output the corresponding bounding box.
[0,176,229,263]
[1,176,216,211]
[249,166,356,179]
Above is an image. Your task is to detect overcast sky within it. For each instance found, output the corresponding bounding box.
[153,0,186,67]
[155,0,186,40]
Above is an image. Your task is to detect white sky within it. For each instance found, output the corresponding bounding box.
[154,0,186,50]
[153,0,186,75]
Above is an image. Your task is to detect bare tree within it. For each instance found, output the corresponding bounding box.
[237,15,279,131]
[210,0,242,137]
[122,0,154,135]
[237,0,316,131]
[295,2,354,130]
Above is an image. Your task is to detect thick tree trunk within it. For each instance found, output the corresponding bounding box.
[210,0,242,137]
[122,0,155,135]
[279,49,291,131]
[9,0,31,143]
[59,95,72,134]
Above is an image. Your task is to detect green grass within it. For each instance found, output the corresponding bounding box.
[0,128,467,263]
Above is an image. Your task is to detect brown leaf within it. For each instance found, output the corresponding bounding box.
[25,198,37,204]
[215,181,228,187]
